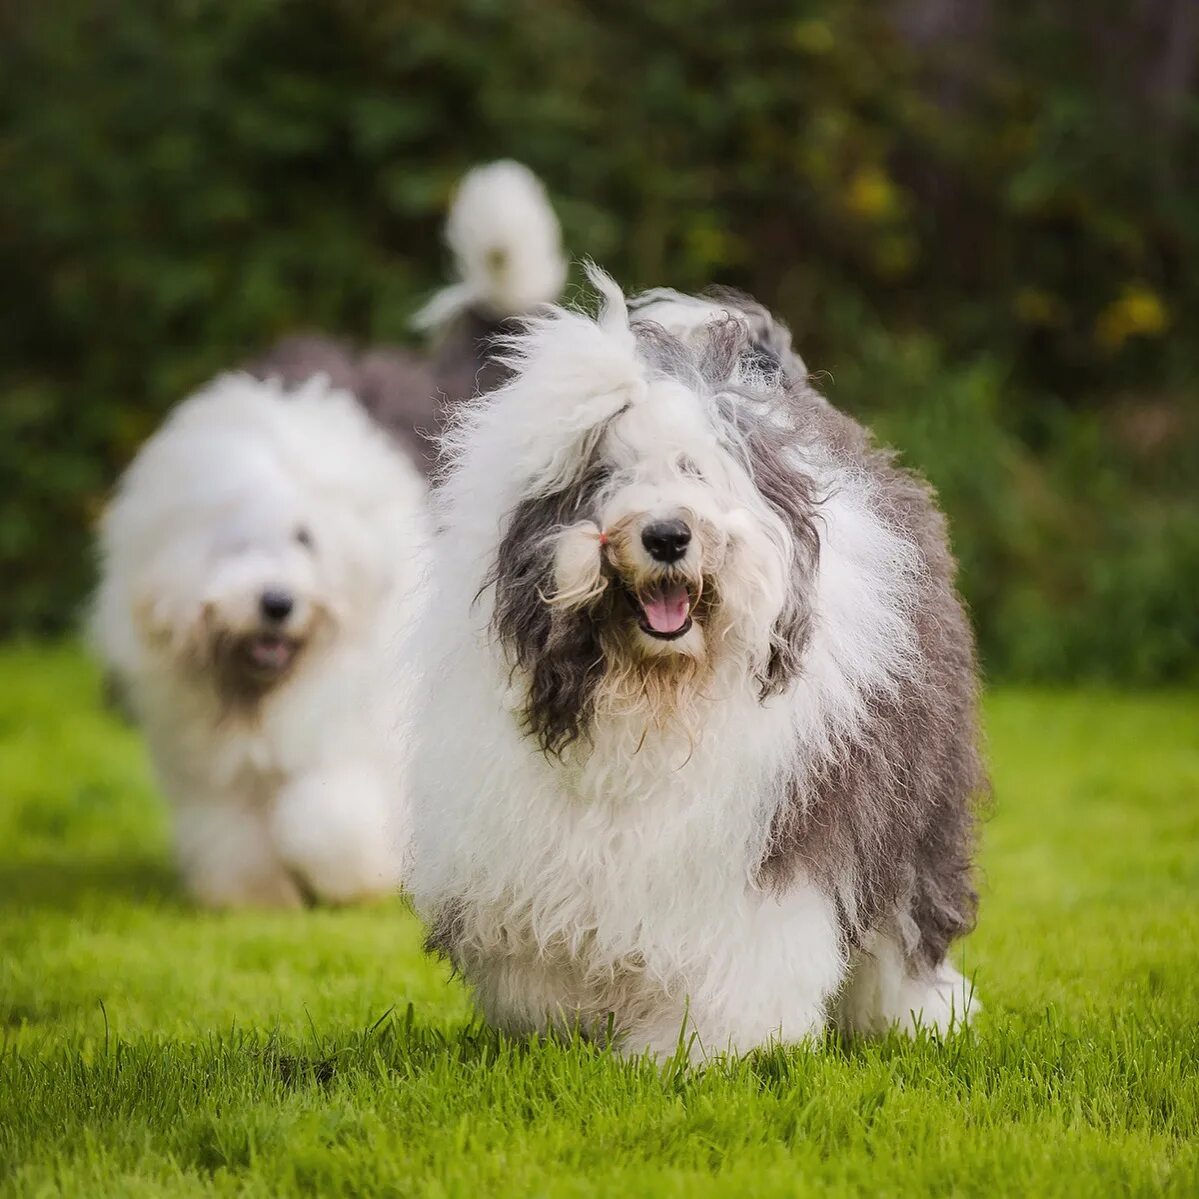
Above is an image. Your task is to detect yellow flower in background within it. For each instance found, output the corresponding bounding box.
[792,20,834,54]
[1014,287,1068,328]
[1095,284,1169,350]
[845,165,899,222]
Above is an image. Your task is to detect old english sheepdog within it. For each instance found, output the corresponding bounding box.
[245,160,567,475]
[408,268,985,1058]
[92,373,429,908]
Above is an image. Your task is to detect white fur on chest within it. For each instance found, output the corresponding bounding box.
[413,652,796,982]
[411,468,916,948]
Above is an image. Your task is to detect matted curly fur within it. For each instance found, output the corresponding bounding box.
[408,266,986,1058]
[91,373,429,908]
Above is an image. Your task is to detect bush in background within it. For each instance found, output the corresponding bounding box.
[1,0,1195,680]
[831,326,1199,684]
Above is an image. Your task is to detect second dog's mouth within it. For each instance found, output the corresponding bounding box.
[240,632,301,676]
[631,582,694,640]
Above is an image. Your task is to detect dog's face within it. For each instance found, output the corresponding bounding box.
[190,498,327,699]
[539,398,778,668]
[484,277,819,753]
[130,471,392,706]
[95,374,426,714]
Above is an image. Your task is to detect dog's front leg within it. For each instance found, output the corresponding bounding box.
[270,765,401,904]
[625,884,847,1062]
[834,923,980,1036]
[174,792,303,909]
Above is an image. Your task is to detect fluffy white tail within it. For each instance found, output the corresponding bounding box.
[413,160,567,330]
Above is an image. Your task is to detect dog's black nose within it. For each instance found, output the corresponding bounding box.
[259,589,294,624]
[641,519,692,563]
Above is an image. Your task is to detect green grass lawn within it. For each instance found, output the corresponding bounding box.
[1,642,1196,1197]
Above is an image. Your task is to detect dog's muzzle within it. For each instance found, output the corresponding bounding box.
[626,580,695,639]
[239,631,301,676]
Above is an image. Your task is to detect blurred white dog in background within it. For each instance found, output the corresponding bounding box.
[92,373,428,907]
[90,158,568,909]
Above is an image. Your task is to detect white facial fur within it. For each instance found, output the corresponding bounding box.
[97,374,419,691]
[511,357,797,684]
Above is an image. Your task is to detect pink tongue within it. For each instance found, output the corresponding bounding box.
[641,584,691,634]
[250,636,290,668]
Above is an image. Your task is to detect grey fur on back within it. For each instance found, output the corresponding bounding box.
[754,365,985,972]
[245,312,518,477]
[644,309,985,971]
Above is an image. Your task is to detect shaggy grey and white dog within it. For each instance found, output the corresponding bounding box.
[407,267,985,1058]
[246,161,567,475]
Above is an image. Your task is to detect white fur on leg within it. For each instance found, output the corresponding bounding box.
[836,928,980,1036]
[175,798,303,909]
[464,883,844,1065]
[644,885,845,1062]
[469,954,591,1042]
[271,766,401,904]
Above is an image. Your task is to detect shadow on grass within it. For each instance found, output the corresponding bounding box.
[0,854,181,914]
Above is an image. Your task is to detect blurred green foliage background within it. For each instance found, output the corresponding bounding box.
[2,0,1196,681]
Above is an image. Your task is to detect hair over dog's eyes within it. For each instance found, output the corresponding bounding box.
[294,526,314,550]
[677,454,704,480]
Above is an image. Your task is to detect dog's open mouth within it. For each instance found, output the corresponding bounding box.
[240,633,300,675]
[632,582,694,640]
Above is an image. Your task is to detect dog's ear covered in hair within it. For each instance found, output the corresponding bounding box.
[751,429,819,697]
[704,327,820,700]
[703,286,805,379]
[487,469,612,756]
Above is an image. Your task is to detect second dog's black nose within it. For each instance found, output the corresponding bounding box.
[641,519,692,563]
[260,589,294,623]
